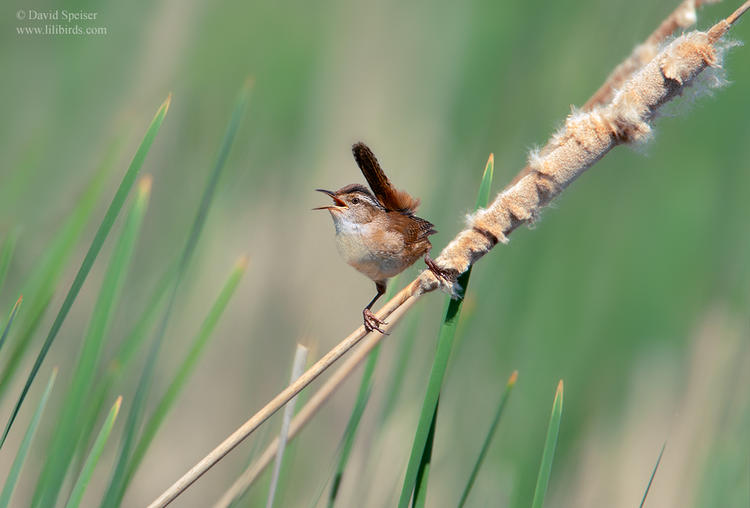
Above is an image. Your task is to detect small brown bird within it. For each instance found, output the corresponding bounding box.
[315,142,447,333]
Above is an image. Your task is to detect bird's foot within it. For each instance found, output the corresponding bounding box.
[363,308,388,335]
[424,255,453,283]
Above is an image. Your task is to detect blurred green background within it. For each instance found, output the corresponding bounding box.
[1,0,749,506]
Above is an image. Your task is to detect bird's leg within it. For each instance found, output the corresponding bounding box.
[424,254,453,283]
[363,281,388,334]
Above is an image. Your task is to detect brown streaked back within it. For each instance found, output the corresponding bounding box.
[385,211,436,251]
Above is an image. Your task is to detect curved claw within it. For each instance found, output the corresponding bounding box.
[363,308,389,335]
[424,255,453,283]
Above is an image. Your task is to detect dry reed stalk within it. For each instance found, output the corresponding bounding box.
[150,3,749,505]
[148,287,419,507]
[265,345,308,508]
[212,297,418,508]
[508,0,721,188]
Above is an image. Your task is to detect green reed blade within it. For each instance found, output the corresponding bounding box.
[639,442,666,508]
[102,81,250,507]
[124,257,248,484]
[71,262,176,474]
[33,177,152,507]
[379,312,418,426]
[0,140,117,402]
[64,397,123,508]
[531,380,564,508]
[327,279,399,507]
[399,154,494,508]
[0,297,23,355]
[0,96,170,449]
[412,401,437,508]
[0,368,57,507]
[458,371,518,507]
[0,228,19,295]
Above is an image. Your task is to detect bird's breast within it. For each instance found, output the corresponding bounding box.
[333,222,407,281]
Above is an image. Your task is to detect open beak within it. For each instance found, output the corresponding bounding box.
[313,189,347,210]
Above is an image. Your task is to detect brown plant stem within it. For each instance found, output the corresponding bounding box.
[726,0,750,24]
[212,296,418,508]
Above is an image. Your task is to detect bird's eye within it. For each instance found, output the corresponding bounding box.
[351,197,360,204]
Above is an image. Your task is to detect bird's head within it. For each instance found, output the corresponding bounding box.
[314,184,383,227]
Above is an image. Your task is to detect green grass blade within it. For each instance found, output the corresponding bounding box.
[33,177,152,508]
[102,81,250,507]
[65,397,123,508]
[474,154,494,211]
[104,262,178,372]
[309,441,348,508]
[327,364,375,507]
[0,140,118,401]
[639,442,666,508]
[327,279,399,507]
[0,228,20,294]
[0,96,170,449]
[412,401,437,508]
[0,296,23,354]
[531,380,564,508]
[124,256,248,483]
[398,154,494,508]
[72,262,176,470]
[458,370,518,508]
[0,368,57,507]
[379,312,418,425]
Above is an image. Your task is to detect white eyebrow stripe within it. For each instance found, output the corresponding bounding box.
[349,191,383,209]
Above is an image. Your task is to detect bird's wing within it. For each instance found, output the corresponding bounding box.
[352,142,421,213]
[385,212,436,246]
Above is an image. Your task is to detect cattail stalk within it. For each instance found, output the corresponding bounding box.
[584,0,721,110]
[149,3,749,505]
[507,0,721,188]
[424,7,745,294]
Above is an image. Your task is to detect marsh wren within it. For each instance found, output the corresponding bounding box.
[315,142,448,334]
